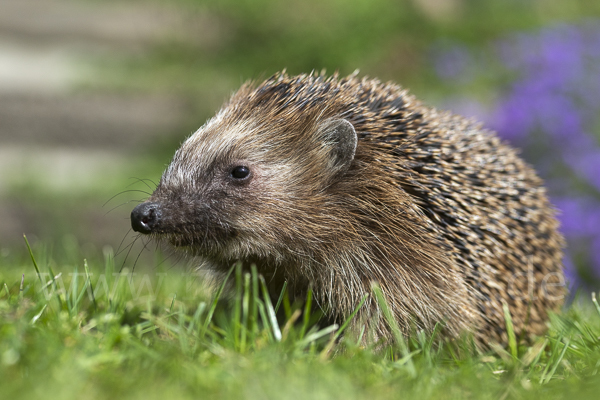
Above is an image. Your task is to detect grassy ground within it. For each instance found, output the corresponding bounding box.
[1,240,600,400]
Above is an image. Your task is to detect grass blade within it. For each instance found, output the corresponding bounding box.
[23,234,43,284]
[299,288,313,339]
[542,338,570,384]
[592,292,600,318]
[259,276,281,342]
[31,304,47,325]
[274,281,287,313]
[502,300,518,359]
[199,264,235,338]
[19,274,24,300]
[296,325,339,349]
[320,293,369,359]
[84,259,97,311]
[372,283,416,377]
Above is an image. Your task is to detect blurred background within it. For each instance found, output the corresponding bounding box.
[1,0,599,287]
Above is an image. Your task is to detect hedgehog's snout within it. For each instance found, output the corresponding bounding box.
[131,202,161,234]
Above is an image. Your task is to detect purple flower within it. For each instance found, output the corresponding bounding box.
[562,253,580,291]
[564,151,600,192]
[432,22,600,282]
[553,197,600,238]
[440,96,490,123]
[592,236,600,276]
[431,43,474,82]
[488,95,535,143]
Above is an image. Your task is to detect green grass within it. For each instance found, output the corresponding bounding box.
[1,239,600,399]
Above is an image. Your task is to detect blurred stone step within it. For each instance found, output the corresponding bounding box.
[0,0,183,51]
[0,93,186,149]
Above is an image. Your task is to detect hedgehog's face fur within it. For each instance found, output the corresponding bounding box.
[132,102,358,268]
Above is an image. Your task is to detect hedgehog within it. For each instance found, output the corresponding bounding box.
[130,72,565,345]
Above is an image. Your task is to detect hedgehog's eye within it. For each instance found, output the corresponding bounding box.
[230,166,250,180]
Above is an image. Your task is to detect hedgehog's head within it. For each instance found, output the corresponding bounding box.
[130,97,358,268]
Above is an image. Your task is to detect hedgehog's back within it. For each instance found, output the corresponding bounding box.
[231,72,566,342]
[371,92,565,343]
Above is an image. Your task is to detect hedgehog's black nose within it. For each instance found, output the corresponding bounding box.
[131,202,160,234]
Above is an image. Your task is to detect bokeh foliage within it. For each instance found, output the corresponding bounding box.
[98,0,600,282]
[4,0,600,277]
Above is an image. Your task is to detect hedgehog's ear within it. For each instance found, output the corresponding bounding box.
[318,119,357,174]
